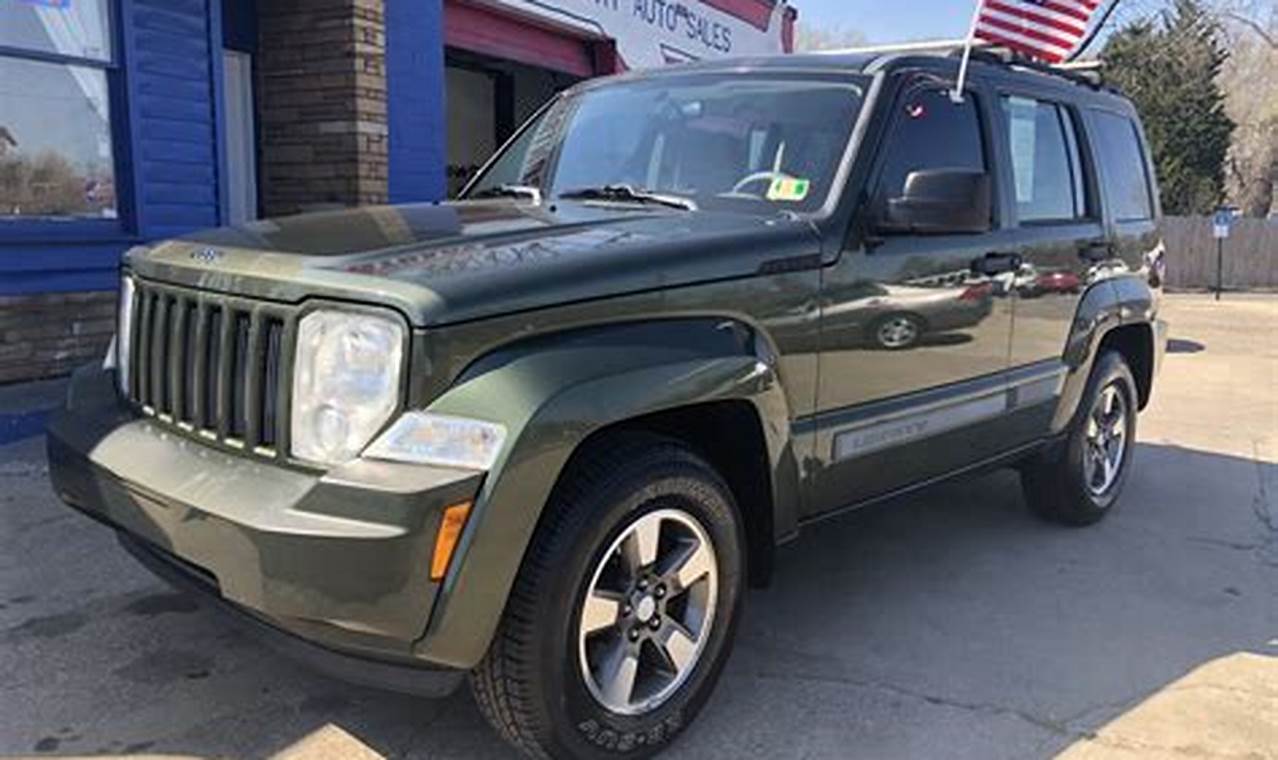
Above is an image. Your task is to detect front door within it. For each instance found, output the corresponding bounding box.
[808,82,1019,516]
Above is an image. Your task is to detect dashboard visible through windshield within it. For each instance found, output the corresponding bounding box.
[464,73,869,215]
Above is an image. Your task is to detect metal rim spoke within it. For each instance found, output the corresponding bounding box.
[598,643,639,707]
[581,591,623,635]
[669,540,713,592]
[656,621,698,676]
[621,514,662,574]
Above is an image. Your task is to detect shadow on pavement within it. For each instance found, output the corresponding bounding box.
[1165,338,1206,354]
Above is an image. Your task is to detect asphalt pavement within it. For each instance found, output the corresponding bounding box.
[1,293,1275,759]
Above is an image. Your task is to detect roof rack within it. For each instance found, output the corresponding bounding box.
[816,39,1107,91]
[959,48,1106,89]
[814,38,971,56]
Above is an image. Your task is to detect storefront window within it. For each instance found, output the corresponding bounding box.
[0,0,117,222]
[0,0,113,62]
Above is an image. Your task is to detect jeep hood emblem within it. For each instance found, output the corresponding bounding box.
[191,247,224,263]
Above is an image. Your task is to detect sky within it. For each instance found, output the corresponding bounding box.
[792,0,977,43]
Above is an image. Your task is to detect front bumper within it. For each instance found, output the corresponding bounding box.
[47,365,481,692]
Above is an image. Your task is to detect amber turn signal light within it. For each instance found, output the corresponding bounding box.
[430,502,472,581]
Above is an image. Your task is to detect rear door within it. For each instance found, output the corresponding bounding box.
[994,90,1106,442]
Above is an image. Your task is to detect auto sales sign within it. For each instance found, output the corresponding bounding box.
[486,0,794,68]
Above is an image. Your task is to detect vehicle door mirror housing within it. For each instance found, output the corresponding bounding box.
[877,170,992,235]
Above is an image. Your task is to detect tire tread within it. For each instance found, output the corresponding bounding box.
[471,434,717,759]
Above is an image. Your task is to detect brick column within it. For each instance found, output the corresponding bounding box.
[257,0,389,217]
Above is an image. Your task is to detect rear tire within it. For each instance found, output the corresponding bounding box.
[870,313,924,350]
[1021,351,1138,526]
[470,435,745,759]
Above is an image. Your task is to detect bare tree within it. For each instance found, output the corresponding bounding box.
[1085,0,1276,215]
[794,23,868,53]
[1212,0,1278,214]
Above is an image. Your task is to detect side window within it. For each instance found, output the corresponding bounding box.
[1000,96,1087,223]
[1090,111,1154,221]
[874,86,987,225]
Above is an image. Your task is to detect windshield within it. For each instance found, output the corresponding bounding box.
[464,73,868,214]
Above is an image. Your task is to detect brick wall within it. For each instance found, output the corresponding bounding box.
[258,0,389,217]
[0,293,115,385]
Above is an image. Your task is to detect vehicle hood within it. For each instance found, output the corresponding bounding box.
[128,201,823,327]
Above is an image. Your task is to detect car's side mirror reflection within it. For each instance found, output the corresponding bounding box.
[875,169,991,235]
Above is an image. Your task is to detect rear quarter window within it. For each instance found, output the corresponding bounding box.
[1089,111,1154,222]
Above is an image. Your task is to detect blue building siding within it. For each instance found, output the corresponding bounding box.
[127,0,224,240]
[0,0,224,295]
[387,0,447,204]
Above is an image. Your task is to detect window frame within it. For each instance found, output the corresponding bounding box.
[994,93,1095,227]
[859,74,1000,241]
[0,0,132,240]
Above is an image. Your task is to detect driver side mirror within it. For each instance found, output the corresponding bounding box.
[876,169,991,235]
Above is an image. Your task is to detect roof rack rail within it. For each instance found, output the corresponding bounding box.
[817,39,1108,91]
[966,49,1107,89]
[814,38,971,56]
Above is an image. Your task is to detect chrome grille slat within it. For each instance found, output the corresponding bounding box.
[151,295,170,415]
[258,317,284,450]
[125,280,295,459]
[182,301,198,423]
[215,306,235,441]
[190,300,208,431]
[135,291,154,406]
[168,295,188,422]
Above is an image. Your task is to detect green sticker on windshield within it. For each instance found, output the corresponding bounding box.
[767,177,811,202]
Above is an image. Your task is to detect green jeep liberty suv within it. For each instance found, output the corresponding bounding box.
[48,49,1167,758]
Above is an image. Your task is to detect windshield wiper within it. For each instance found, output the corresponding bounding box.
[468,184,542,203]
[559,184,697,211]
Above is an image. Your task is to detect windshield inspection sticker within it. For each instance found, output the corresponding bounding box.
[767,177,811,202]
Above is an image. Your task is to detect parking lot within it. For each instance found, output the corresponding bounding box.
[1,292,1275,759]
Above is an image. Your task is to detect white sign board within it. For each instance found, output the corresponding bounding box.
[1213,209,1231,239]
[483,0,790,69]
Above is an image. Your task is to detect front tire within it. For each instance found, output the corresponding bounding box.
[471,435,745,759]
[1021,351,1138,525]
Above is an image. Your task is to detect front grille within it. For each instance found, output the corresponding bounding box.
[126,279,294,458]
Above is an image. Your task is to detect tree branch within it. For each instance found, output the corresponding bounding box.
[1221,11,1278,48]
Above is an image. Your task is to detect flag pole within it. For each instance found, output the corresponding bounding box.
[951,0,984,103]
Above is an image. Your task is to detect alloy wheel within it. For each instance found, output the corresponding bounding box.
[877,316,919,348]
[1083,383,1128,497]
[576,508,718,716]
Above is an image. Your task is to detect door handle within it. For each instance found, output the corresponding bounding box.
[1080,241,1114,262]
[971,252,1022,276]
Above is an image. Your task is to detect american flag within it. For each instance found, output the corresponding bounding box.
[974,0,1102,63]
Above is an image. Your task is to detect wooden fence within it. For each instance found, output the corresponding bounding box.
[1162,215,1278,290]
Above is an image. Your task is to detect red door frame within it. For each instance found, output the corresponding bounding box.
[443,0,796,76]
[443,0,614,77]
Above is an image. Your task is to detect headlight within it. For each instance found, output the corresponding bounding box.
[114,275,135,394]
[291,310,405,465]
[364,412,506,470]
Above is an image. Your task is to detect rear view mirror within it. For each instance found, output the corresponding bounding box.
[878,169,991,235]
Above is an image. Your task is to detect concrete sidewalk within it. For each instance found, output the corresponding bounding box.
[0,293,1275,759]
